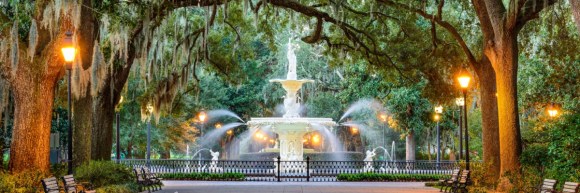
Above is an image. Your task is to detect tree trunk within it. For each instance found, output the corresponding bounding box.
[74,0,98,165]
[160,147,171,159]
[449,149,456,161]
[488,35,522,175]
[126,142,133,159]
[477,55,501,179]
[72,88,92,168]
[405,131,415,161]
[91,76,115,160]
[9,60,59,173]
[571,0,580,32]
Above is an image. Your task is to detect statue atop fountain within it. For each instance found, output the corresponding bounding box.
[286,39,298,80]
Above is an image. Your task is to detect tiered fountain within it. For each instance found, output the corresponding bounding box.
[246,41,337,161]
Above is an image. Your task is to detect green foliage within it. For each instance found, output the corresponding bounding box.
[544,112,580,183]
[95,183,139,193]
[467,108,483,160]
[159,172,244,181]
[0,172,14,193]
[336,173,445,182]
[75,161,134,189]
[0,171,48,193]
[520,144,549,169]
[386,81,431,135]
[466,162,499,192]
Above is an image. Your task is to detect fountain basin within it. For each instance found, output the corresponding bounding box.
[247,117,336,161]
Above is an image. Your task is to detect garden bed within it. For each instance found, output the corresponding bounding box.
[337,173,446,182]
[158,172,245,181]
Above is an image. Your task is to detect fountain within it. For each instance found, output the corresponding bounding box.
[246,40,337,161]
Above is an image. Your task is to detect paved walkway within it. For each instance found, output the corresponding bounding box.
[156,181,440,193]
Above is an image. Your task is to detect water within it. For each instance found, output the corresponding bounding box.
[191,148,211,160]
[311,123,347,161]
[339,99,385,122]
[207,109,245,122]
[373,141,396,161]
[200,122,244,147]
[239,125,272,154]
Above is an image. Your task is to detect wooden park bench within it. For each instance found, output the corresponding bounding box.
[134,168,154,192]
[439,169,460,192]
[142,167,163,190]
[41,177,60,193]
[453,170,470,193]
[61,174,88,193]
[540,179,558,193]
[562,182,579,193]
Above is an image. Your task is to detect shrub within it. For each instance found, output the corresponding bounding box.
[465,161,500,192]
[12,170,48,193]
[95,183,139,193]
[336,173,445,182]
[159,172,245,181]
[0,170,49,193]
[75,161,134,189]
[0,172,15,193]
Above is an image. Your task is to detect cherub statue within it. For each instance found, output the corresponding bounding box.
[210,149,220,161]
[364,149,376,162]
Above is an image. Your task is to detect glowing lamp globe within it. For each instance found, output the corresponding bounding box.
[548,109,558,117]
[434,106,443,114]
[455,97,465,106]
[61,31,76,68]
[198,111,207,122]
[547,104,559,118]
[458,73,471,89]
[351,127,359,134]
[379,113,388,122]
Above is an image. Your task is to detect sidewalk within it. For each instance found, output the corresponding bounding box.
[154,181,440,193]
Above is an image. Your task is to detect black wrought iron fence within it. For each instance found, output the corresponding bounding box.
[119,158,463,182]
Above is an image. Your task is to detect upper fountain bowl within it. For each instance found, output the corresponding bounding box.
[269,79,314,94]
[247,117,336,133]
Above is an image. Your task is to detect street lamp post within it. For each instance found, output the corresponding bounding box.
[115,96,123,163]
[198,110,207,163]
[455,97,464,160]
[61,31,76,174]
[434,106,443,166]
[146,104,153,167]
[458,71,471,170]
[379,113,387,148]
[116,112,120,162]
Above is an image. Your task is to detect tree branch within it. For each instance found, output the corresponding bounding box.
[482,0,507,36]
[515,0,558,31]
[301,17,323,43]
[377,0,479,68]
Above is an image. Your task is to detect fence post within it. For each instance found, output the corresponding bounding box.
[306,156,310,182]
[277,156,281,182]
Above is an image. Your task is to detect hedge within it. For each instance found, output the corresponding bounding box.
[336,173,446,182]
[158,172,245,181]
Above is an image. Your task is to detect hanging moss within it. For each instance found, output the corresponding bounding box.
[90,42,108,97]
[71,63,91,99]
[10,20,19,76]
[27,19,38,62]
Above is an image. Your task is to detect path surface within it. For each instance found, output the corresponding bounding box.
[155,181,440,193]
